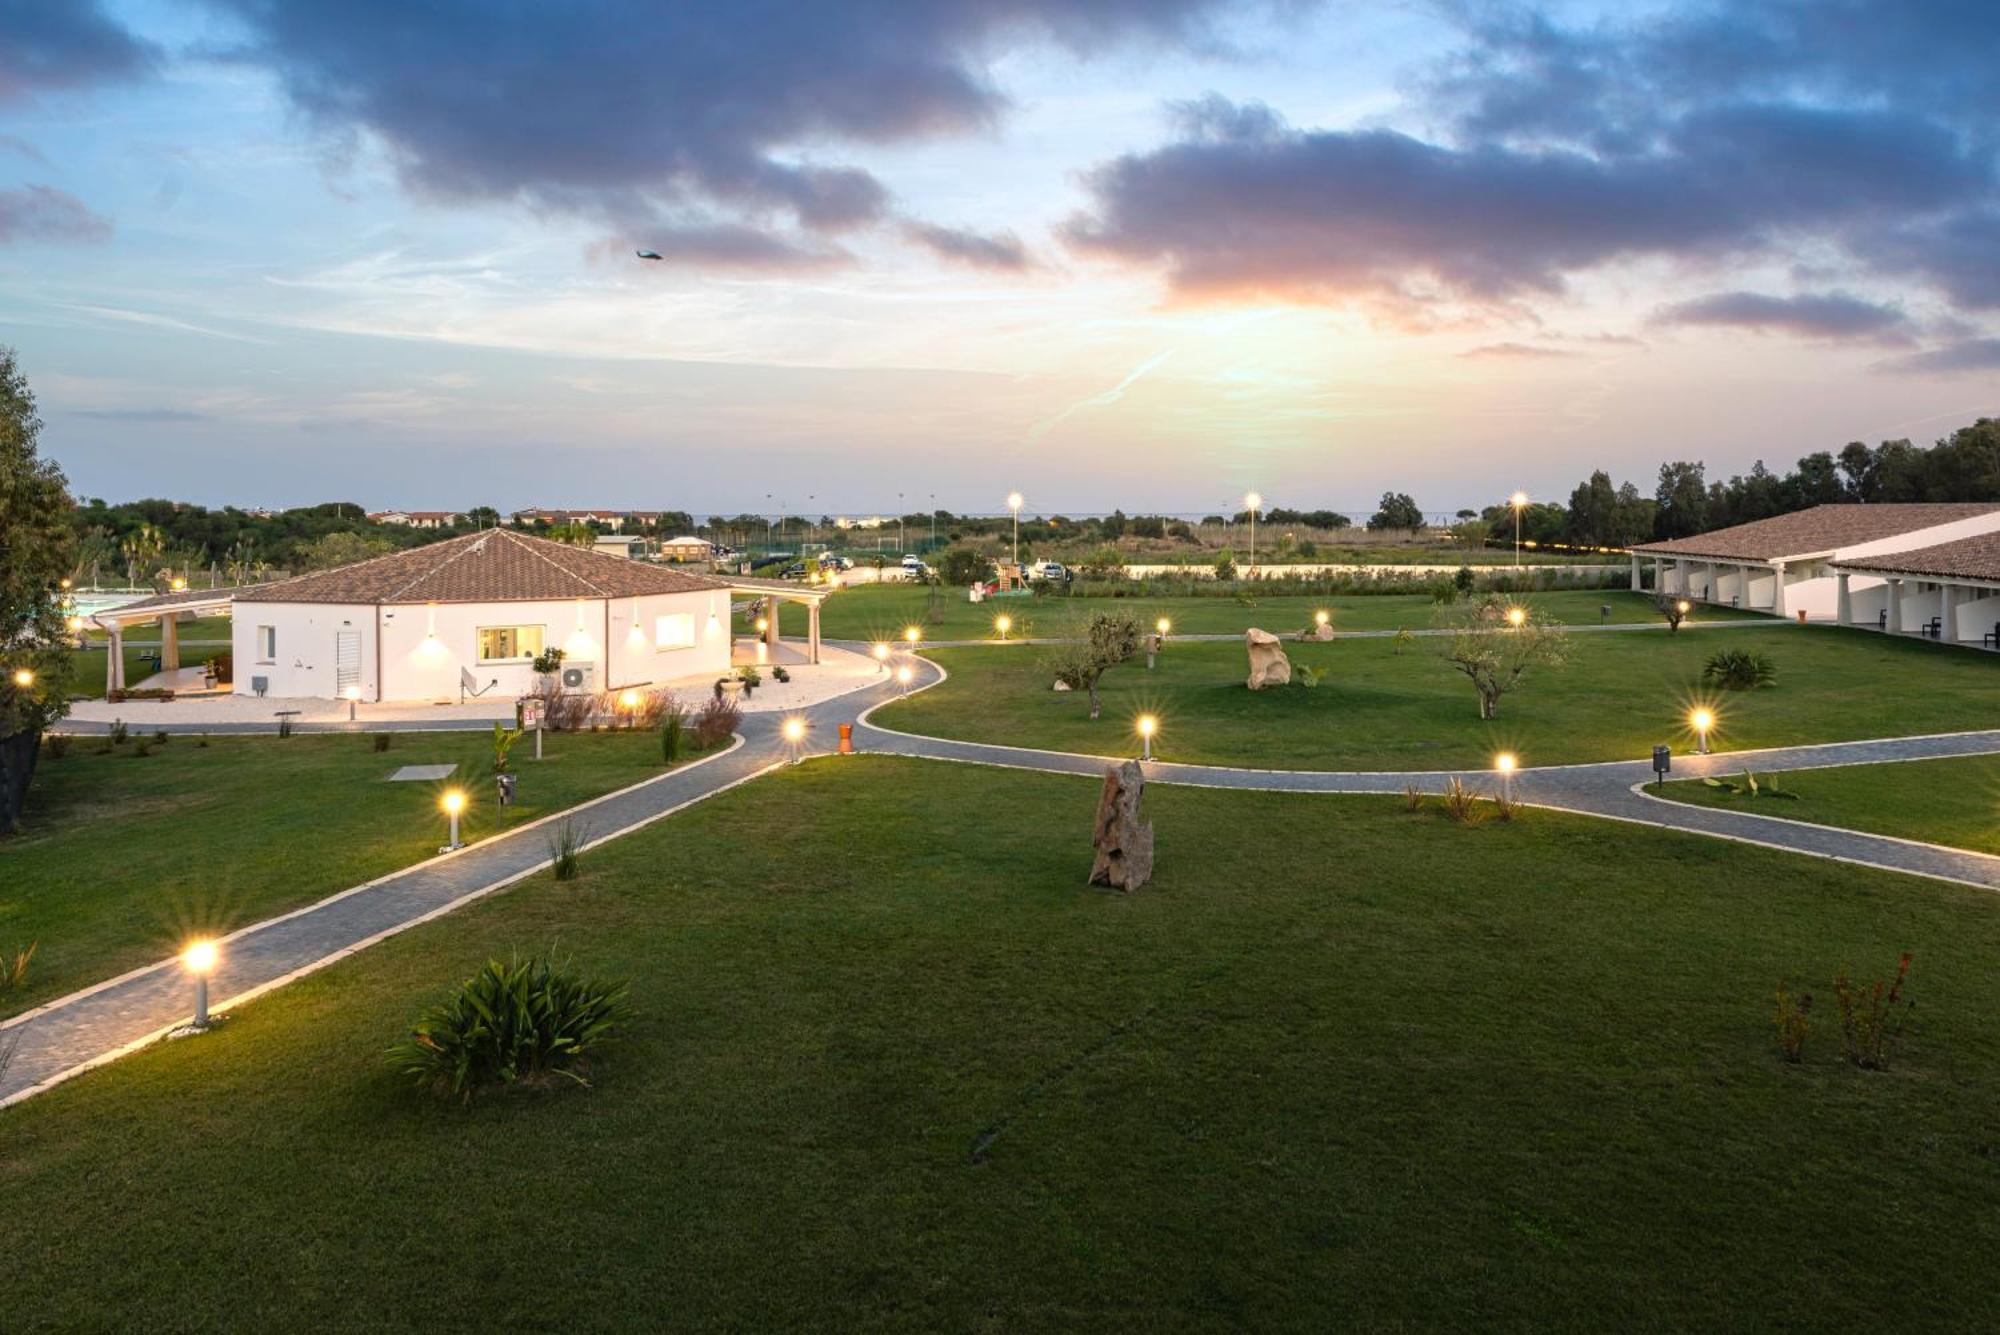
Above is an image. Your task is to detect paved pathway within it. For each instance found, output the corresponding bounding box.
[884,617,1785,649]
[11,648,2000,1110]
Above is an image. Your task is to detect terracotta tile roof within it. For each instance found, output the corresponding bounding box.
[90,587,243,620]
[233,529,733,604]
[1630,503,2000,562]
[1833,531,2000,582]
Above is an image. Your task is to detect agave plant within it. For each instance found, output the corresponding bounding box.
[388,953,629,1102]
[1701,648,1777,690]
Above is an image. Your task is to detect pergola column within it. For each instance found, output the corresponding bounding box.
[807,602,821,665]
[1942,584,1962,643]
[1652,557,1664,593]
[161,615,181,671]
[1628,552,1641,591]
[1771,562,1787,618]
[1887,578,1904,632]
[1673,559,1688,595]
[107,624,123,693]
[1835,573,1851,624]
[764,596,780,652]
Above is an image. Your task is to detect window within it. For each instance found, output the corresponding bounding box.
[256,625,276,661]
[655,613,695,650]
[477,625,545,663]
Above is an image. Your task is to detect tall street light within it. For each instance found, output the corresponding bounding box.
[1244,492,1262,578]
[1510,491,1528,567]
[1007,492,1024,570]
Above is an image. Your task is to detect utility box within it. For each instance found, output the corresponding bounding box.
[496,772,518,807]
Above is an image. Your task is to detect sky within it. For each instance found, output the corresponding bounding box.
[1,0,1995,518]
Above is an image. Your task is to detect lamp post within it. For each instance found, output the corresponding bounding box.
[441,788,467,851]
[1243,492,1262,579]
[182,938,218,1029]
[1007,491,1023,570]
[1495,751,1517,804]
[898,492,905,553]
[1510,491,1528,567]
[1690,707,1715,755]
[1136,713,1157,762]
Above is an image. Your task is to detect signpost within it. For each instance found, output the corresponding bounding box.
[522,697,545,761]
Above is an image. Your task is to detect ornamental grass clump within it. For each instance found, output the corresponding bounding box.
[1440,776,1483,825]
[388,953,629,1103]
[1774,981,1811,1063]
[1834,953,1914,1070]
[547,818,586,882]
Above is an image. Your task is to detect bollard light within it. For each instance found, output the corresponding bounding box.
[441,788,467,850]
[66,615,84,632]
[343,683,361,721]
[1495,751,1517,804]
[903,625,921,646]
[619,688,641,729]
[1689,707,1715,755]
[895,664,914,696]
[1505,606,1526,628]
[1156,616,1171,637]
[754,616,768,634]
[182,938,219,1029]
[872,641,890,673]
[994,614,1012,641]
[1315,610,1330,627]
[1136,713,1157,761]
[781,715,806,763]
[1676,599,1691,615]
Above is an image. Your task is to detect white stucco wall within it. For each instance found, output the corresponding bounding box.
[1952,592,2000,643]
[233,589,732,701]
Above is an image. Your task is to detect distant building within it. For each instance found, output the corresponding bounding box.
[658,535,716,563]
[593,535,651,559]
[512,509,664,533]
[370,510,462,529]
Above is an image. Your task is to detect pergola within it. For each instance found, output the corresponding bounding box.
[728,576,834,663]
[87,587,239,693]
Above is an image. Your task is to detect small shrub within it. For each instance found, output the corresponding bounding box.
[491,722,525,774]
[110,719,128,745]
[1296,664,1326,689]
[1834,953,1914,1070]
[1441,777,1484,825]
[660,709,685,765]
[530,646,566,676]
[2,941,34,993]
[1774,982,1812,1063]
[1493,795,1519,822]
[196,737,209,748]
[1702,648,1777,691]
[1401,783,1424,812]
[1392,627,1416,655]
[523,681,601,733]
[43,733,68,760]
[772,664,790,683]
[373,733,392,752]
[387,953,629,1103]
[691,695,741,749]
[132,740,151,757]
[739,664,762,694]
[152,729,169,745]
[548,819,586,881]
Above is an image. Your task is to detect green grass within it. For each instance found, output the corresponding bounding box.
[1658,752,2000,854]
[759,585,1750,643]
[0,729,704,1017]
[875,624,2000,770]
[4,756,1997,1329]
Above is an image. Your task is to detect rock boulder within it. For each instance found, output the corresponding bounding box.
[1245,628,1292,690]
[1088,759,1154,891]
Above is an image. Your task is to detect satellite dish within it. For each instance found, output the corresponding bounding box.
[636,250,662,260]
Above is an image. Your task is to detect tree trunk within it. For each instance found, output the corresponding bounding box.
[1087,680,1102,720]
[0,729,42,836]
[1479,691,1497,720]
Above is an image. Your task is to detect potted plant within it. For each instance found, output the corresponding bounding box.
[740,664,761,698]
[715,674,745,703]
[531,646,565,691]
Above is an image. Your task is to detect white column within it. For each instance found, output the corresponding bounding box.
[1629,552,1641,591]
[1704,561,1718,601]
[1835,573,1851,624]
[1942,584,1961,643]
[1887,578,1904,632]
[107,624,122,692]
[1652,558,1664,594]
[808,602,821,665]
[1771,562,1787,618]
[1674,559,1688,595]
[764,596,780,651]
[162,615,180,671]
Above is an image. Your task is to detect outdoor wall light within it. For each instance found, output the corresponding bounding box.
[182,938,219,1030]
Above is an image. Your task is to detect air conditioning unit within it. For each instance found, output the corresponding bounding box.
[559,662,596,693]
[251,676,269,697]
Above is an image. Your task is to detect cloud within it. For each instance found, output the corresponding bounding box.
[0,0,156,105]
[0,185,111,244]
[901,220,1031,270]
[205,0,1233,262]
[1458,342,1576,360]
[1067,3,2000,317]
[1652,290,1911,341]
[1877,339,2000,376]
[69,408,207,422]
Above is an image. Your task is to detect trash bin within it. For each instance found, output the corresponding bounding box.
[496,772,518,807]
[838,723,854,755]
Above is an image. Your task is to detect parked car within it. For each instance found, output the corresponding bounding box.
[822,555,853,571]
[1036,561,1070,582]
[780,562,809,580]
[900,555,930,578]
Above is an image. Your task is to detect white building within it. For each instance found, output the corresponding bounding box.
[1628,504,2000,619]
[1831,533,2000,645]
[658,535,716,563]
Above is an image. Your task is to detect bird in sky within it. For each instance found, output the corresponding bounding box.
[636,250,662,260]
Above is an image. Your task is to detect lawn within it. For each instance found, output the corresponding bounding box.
[0,728,702,1018]
[1658,752,2000,855]
[873,624,2000,770]
[759,584,1750,643]
[3,756,1997,1328]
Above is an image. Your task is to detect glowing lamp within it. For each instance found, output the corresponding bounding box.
[1495,752,1517,773]
[11,668,32,688]
[1676,600,1691,614]
[895,665,914,693]
[1156,617,1171,636]
[620,688,641,710]
[781,717,806,750]
[441,789,466,815]
[66,615,84,632]
[755,616,769,633]
[1006,492,1023,512]
[1505,606,1526,627]
[182,939,218,975]
[994,614,1012,639]
[1314,610,1330,626]
[1510,491,1528,508]
[1136,712,1157,760]
[1689,707,1716,754]
[903,626,921,645]
[171,577,188,591]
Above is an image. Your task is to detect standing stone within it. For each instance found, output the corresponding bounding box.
[1088,759,1154,891]
[1303,622,1334,641]
[1245,628,1292,690]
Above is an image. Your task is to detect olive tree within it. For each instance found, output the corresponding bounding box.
[1,347,77,835]
[1040,611,1141,720]
[1652,593,1689,633]
[1436,594,1569,720]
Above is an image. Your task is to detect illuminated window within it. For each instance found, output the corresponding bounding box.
[477,625,545,662]
[655,613,695,650]
[256,625,276,661]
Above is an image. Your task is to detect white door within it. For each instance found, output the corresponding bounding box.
[334,630,361,696]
